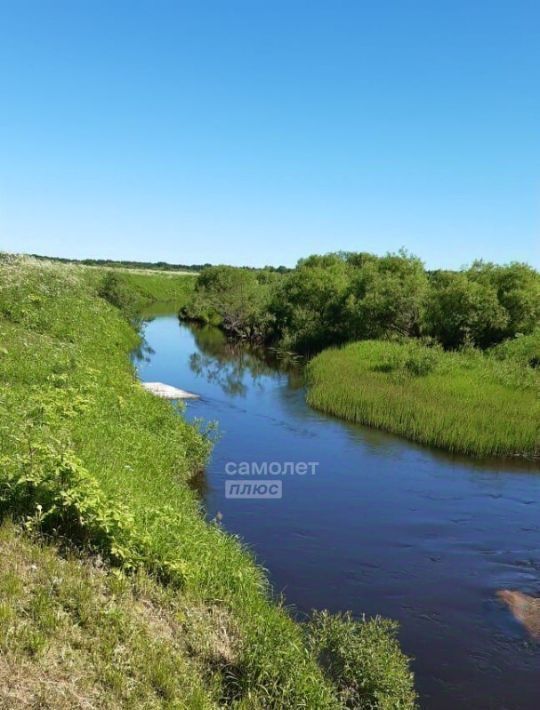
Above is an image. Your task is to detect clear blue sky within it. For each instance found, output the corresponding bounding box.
[0,1,538,269]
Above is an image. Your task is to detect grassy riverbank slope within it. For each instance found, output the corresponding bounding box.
[306,339,539,459]
[0,255,415,708]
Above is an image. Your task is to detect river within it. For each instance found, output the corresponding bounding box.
[136,313,540,709]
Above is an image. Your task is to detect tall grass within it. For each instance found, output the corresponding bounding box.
[306,339,539,459]
[0,255,416,708]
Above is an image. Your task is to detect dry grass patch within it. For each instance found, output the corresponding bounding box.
[0,521,239,709]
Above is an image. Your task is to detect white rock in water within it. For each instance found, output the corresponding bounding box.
[141,382,199,400]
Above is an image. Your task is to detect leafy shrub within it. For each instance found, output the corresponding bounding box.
[0,415,146,570]
[307,611,417,709]
[372,341,440,377]
[97,272,138,319]
[490,329,540,369]
[403,344,440,376]
[181,265,279,341]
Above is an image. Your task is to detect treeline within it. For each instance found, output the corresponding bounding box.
[181,250,540,354]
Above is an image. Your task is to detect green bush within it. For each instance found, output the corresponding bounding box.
[307,611,417,709]
[490,329,540,369]
[97,271,139,319]
[372,341,440,377]
[181,265,279,341]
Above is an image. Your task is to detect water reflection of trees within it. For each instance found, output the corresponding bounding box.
[132,309,177,363]
[131,333,155,364]
[188,324,298,397]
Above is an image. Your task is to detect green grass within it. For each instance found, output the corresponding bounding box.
[306,339,539,459]
[107,269,197,305]
[0,255,416,708]
[0,521,221,708]
[82,266,198,310]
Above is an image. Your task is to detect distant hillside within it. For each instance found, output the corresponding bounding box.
[28,253,207,273]
[27,253,291,274]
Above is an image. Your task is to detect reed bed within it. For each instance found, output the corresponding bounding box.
[306,340,539,459]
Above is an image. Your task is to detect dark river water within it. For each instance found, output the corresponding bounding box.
[136,313,540,710]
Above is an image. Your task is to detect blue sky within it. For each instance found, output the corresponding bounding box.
[0,0,538,269]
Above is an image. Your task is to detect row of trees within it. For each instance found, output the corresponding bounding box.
[181,251,540,354]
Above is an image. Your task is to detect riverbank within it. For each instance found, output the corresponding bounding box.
[0,255,415,708]
[139,313,540,708]
[306,339,539,459]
